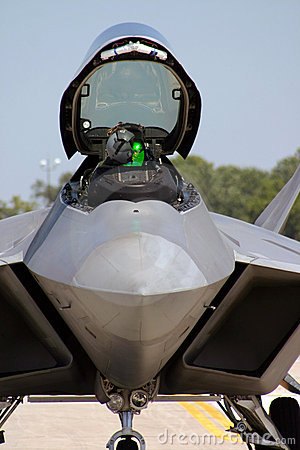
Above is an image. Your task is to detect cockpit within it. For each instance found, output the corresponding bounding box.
[61,122,200,213]
[59,28,202,212]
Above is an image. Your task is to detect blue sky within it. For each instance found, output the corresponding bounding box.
[1,0,299,202]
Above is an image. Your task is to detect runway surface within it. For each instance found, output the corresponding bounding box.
[2,359,299,449]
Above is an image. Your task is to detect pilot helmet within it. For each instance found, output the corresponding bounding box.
[106,129,134,164]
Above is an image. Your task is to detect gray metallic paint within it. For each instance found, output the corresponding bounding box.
[0,23,299,400]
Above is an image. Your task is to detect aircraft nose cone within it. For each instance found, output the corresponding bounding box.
[74,232,207,294]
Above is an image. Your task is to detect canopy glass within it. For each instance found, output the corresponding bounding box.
[79,60,182,133]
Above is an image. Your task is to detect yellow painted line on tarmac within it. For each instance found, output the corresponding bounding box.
[178,402,242,443]
[195,401,233,428]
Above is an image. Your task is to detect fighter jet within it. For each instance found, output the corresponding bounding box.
[0,23,299,450]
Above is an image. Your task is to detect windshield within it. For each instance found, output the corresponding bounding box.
[79,61,182,132]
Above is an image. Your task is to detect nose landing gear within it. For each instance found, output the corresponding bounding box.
[106,411,145,450]
[100,375,159,449]
[96,374,159,450]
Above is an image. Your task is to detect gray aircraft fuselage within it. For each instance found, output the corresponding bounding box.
[0,22,299,420]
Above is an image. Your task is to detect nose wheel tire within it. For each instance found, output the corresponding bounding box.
[107,431,145,450]
[116,437,139,449]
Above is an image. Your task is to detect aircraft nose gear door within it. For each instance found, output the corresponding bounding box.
[106,411,145,449]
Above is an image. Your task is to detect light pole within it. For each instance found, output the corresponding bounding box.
[40,156,61,205]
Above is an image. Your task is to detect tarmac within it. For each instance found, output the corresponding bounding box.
[2,358,299,449]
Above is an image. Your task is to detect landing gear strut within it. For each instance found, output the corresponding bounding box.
[219,395,294,449]
[0,396,23,444]
[106,411,145,450]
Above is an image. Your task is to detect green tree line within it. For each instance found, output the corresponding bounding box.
[0,150,299,239]
[0,172,72,220]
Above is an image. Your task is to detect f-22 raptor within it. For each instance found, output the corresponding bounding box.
[0,23,299,450]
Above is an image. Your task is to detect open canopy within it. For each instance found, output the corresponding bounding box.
[60,23,201,160]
